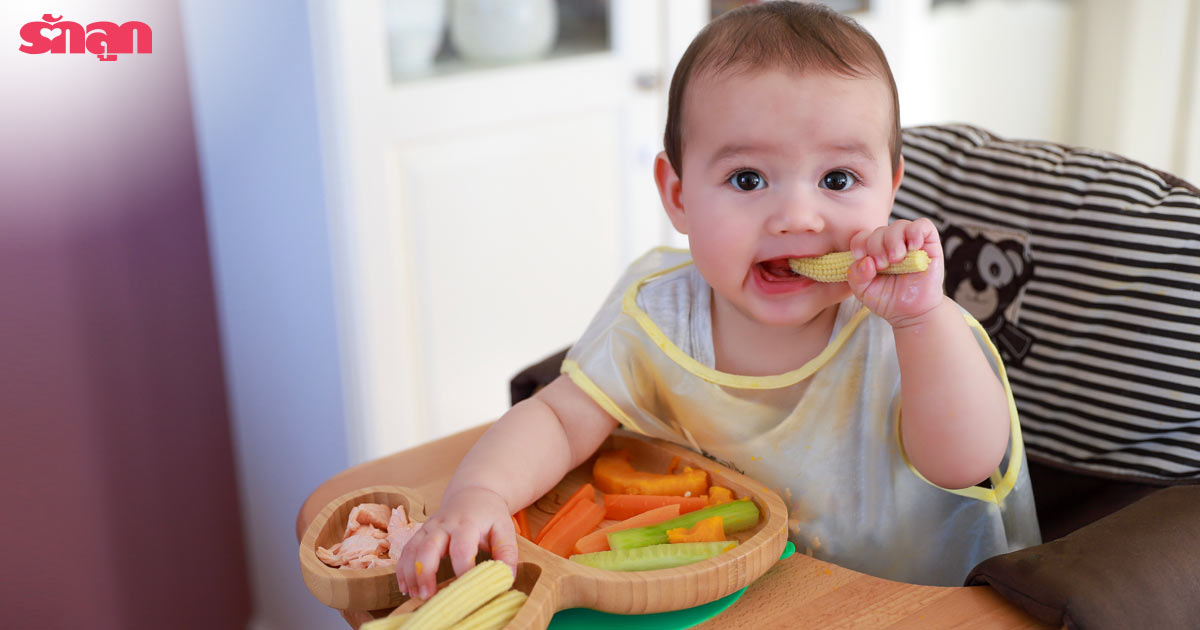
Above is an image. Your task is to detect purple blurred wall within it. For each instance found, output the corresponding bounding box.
[1,1,250,628]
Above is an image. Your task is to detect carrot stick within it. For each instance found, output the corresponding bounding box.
[573,503,681,554]
[513,508,532,540]
[603,494,709,520]
[534,483,595,544]
[538,500,606,557]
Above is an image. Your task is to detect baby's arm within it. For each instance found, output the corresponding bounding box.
[848,219,1009,489]
[395,375,618,600]
[891,297,1010,489]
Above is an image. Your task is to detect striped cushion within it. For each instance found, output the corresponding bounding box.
[892,124,1200,484]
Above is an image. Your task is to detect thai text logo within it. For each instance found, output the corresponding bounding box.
[19,14,152,61]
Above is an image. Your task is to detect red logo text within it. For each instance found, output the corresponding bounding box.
[19,14,152,61]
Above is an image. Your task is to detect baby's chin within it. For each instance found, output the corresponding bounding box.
[752,304,841,329]
[734,288,850,329]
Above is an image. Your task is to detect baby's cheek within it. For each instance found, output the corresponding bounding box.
[689,253,726,288]
[688,232,737,269]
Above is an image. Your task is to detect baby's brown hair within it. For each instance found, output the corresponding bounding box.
[663,1,901,178]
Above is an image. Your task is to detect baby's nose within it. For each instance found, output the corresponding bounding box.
[765,191,824,234]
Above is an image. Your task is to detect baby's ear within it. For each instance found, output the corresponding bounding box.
[890,155,905,199]
[654,152,688,235]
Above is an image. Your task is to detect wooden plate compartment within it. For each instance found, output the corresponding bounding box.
[299,486,427,611]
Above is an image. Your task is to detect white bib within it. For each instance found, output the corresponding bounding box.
[564,247,1041,586]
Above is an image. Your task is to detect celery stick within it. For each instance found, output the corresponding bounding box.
[570,541,738,571]
[607,499,760,550]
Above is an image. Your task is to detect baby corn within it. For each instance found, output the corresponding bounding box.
[403,561,514,630]
[360,613,410,630]
[788,250,930,282]
[449,590,528,630]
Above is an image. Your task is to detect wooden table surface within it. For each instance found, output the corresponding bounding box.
[296,423,1059,630]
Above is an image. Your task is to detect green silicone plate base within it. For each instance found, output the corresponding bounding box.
[547,541,796,630]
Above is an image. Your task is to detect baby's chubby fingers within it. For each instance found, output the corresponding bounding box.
[488,521,520,577]
[398,525,450,601]
[845,249,877,295]
[903,217,942,259]
[848,231,871,266]
[849,228,887,271]
[881,224,910,266]
[846,230,878,289]
[395,526,423,595]
[853,223,910,270]
[447,524,483,578]
[865,228,890,270]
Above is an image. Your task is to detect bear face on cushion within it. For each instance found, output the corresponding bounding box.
[941,222,1037,364]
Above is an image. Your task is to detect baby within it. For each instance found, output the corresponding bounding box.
[398,1,1039,597]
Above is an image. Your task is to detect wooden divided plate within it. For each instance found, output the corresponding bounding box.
[299,430,789,629]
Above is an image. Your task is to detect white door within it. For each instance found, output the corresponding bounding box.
[312,0,709,463]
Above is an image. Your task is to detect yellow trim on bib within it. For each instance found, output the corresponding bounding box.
[620,259,871,390]
[561,359,647,436]
[896,311,1024,505]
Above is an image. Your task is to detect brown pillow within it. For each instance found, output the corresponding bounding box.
[966,485,1200,630]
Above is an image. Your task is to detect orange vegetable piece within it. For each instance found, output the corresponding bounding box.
[534,483,595,544]
[602,494,709,520]
[572,503,682,554]
[537,499,606,558]
[707,486,735,505]
[592,450,709,497]
[667,515,726,544]
[666,456,681,474]
[513,508,532,539]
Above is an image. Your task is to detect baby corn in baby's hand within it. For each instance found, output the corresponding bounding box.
[788,250,930,283]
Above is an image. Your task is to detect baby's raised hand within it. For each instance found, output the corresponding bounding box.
[395,486,519,601]
[846,218,945,327]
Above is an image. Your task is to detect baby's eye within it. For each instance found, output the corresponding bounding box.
[820,170,859,191]
[729,170,766,191]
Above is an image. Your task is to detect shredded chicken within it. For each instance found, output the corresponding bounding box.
[340,554,398,570]
[386,504,424,558]
[316,523,389,567]
[317,502,424,569]
[344,503,392,538]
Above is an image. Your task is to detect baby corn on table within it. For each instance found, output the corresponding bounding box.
[362,561,526,630]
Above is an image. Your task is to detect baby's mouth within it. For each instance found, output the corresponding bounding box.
[758,259,802,280]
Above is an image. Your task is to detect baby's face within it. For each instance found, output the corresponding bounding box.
[670,68,900,328]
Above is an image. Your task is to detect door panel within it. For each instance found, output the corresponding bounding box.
[393,112,623,440]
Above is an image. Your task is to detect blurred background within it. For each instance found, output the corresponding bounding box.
[2,0,1196,629]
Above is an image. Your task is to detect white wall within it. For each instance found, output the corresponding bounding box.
[859,0,1077,143]
[179,2,351,630]
[1069,0,1200,184]
[859,0,1200,185]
